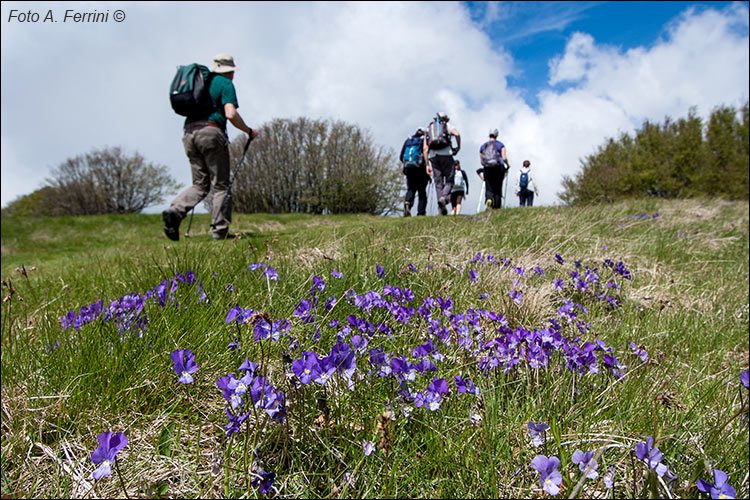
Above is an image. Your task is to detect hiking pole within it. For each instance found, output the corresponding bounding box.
[476,182,486,214]
[184,208,195,238]
[503,163,510,209]
[213,135,253,231]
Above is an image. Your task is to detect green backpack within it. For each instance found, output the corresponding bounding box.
[169,63,214,117]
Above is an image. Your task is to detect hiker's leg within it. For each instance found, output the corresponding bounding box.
[171,131,211,219]
[430,159,445,201]
[416,175,428,216]
[405,171,417,208]
[198,128,231,237]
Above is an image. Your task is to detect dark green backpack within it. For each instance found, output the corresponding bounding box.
[169,64,214,117]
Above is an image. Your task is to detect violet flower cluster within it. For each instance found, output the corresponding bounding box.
[216,358,287,437]
[60,271,207,336]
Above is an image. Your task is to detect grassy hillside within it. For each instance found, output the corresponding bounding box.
[1,199,748,498]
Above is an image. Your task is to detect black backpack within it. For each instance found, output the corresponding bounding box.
[427,116,451,150]
[169,63,215,117]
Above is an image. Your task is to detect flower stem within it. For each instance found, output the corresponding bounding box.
[114,457,131,499]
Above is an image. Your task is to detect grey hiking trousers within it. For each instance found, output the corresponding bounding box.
[170,125,231,238]
[429,154,456,203]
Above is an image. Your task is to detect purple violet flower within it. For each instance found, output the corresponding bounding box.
[528,421,549,447]
[251,471,276,495]
[635,437,668,477]
[363,440,375,456]
[697,469,736,499]
[571,449,598,479]
[292,351,321,385]
[170,349,198,384]
[530,455,563,496]
[740,369,749,389]
[90,432,128,480]
[263,266,279,281]
[603,467,615,489]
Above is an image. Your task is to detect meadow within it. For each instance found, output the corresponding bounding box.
[1,198,748,499]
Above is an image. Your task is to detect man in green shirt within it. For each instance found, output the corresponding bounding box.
[163,53,258,241]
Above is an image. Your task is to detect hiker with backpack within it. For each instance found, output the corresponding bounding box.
[423,112,461,216]
[478,129,508,210]
[163,53,259,241]
[450,160,469,215]
[515,160,539,207]
[399,127,430,217]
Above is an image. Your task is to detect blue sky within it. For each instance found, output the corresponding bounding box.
[1,1,748,214]
[467,1,742,107]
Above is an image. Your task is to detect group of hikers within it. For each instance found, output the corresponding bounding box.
[161,53,540,242]
[399,112,539,217]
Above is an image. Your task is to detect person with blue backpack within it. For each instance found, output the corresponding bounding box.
[515,159,539,207]
[399,127,430,217]
[477,128,508,210]
[163,53,258,241]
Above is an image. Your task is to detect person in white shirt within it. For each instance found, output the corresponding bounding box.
[515,160,539,207]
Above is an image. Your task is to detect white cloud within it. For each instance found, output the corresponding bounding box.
[1,1,748,213]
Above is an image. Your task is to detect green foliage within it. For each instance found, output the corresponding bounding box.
[0,200,747,498]
[229,117,403,215]
[12,146,183,217]
[560,103,749,205]
[1,187,60,217]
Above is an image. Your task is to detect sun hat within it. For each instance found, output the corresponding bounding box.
[211,53,238,73]
[489,128,499,138]
[437,112,450,121]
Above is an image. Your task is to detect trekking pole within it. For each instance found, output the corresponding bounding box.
[503,163,510,209]
[184,208,195,238]
[476,182,486,214]
[214,135,253,230]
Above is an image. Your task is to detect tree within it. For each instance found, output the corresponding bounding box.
[42,147,182,216]
[1,187,60,217]
[229,117,402,215]
[558,102,749,205]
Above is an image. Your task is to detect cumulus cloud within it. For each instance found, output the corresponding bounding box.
[1,1,747,212]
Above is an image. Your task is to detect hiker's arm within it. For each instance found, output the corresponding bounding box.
[500,146,508,164]
[224,103,257,138]
[451,128,461,152]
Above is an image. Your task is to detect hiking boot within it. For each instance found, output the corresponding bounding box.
[213,232,236,241]
[437,198,448,216]
[162,209,181,241]
[485,199,492,210]
[403,202,411,217]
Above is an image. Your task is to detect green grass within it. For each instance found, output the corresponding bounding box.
[1,198,748,499]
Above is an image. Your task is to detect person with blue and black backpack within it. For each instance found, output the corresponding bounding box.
[515,159,539,207]
[399,127,431,217]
